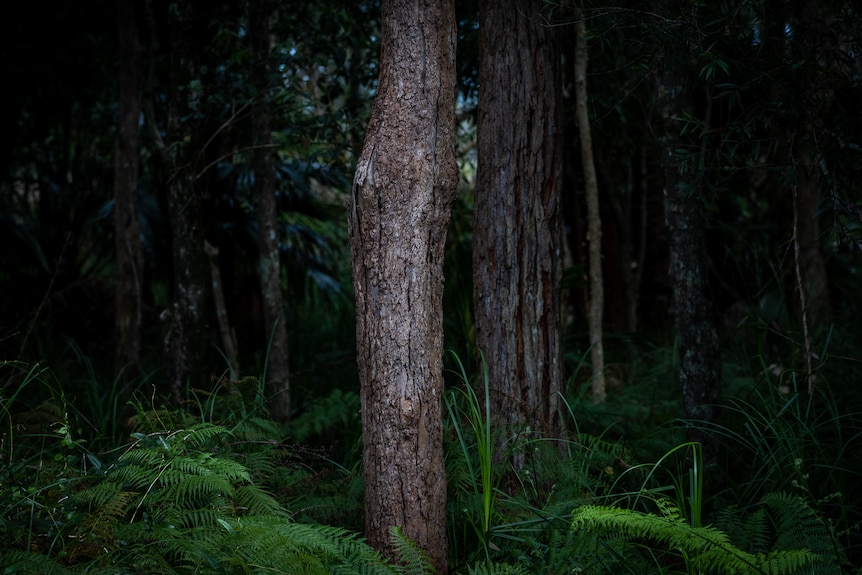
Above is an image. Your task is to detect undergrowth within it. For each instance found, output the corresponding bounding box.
[3,341,860,574]
[0,360,405,574]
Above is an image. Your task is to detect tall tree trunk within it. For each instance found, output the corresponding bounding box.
[789,0,832,334]
[114,0,143,394]
[652,0,721,463]
[349,0,457,571]
[162,0,213,400]
[249,0,291,422]
[473,0,564,459]
[574,9,606,404]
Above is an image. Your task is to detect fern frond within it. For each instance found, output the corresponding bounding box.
[234,482,287,516]
[232,415,282,441]
[217,516,396,575]
[572,503,817,575]
[761,492,842,574]
[390,525,435,575]
[716,505,771,553]
[75,479,124,509]
[74,481,134,543]
[0,550,71,574]
[466,561,531,575]
[175,422,232,448]
[157,471,235,504]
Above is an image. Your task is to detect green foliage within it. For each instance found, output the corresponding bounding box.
[0,550,73,575]
[445,352,497,560]
[571,499,818,574]
[290,387,361,445]
[465,561,530,575]
[390,526,436,575]
[714,492,844,575]
[703,365,862,555]
[0,361,385,574]
[0,387,402,575]
[760,492,843,574]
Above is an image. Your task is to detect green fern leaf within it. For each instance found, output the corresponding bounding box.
[572,503,817,575]
[390,525,435,575]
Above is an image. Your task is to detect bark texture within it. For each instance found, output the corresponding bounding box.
[652,0,721,462]
[574,10,606,404]
[250,0,291,422]
[348,0,457,571]
[162,0,213,400]
[473,0,564,455]
[114,0,143,390]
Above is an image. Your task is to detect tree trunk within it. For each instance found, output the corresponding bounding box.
[789,0,833,333]
[652,0,721,463]
[473,0,564,459]
[114,0,143,394]
[205,240,239,381]
[348,0,457,571]
[162,0,213,400]
[249,0,291,422]
[574,9,606,404]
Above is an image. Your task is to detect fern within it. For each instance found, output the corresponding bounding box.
[761,492,843,574]
[202,516,399,575]
[391,525,436,575]
[0,549,72,574]
[466,561,531,575]
[571,501,817,574]
[715,505,772,554]
[61,421,422,575]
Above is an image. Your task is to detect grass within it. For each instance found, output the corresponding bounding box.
[445,351,497,560]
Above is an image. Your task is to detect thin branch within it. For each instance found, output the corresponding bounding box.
[792,183,815,395]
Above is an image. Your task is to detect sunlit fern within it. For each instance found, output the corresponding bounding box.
[571,497,820,574]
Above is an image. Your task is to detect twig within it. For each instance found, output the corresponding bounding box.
[792,184,815,395]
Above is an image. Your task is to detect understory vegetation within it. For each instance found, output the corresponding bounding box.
[2,329,860,574]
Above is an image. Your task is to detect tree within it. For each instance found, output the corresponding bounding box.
[574,7,606,404]
[348,0,457,571]
[159,0,214,400]
[249,0,291,422]
[776,0,835,392]
[651,0,721,461]
[472,0,564,459]
[114,0,144,393]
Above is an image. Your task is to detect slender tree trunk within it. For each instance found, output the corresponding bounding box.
[349,0,457,571]
[789,0,832,333]
[249,0,291,422]
[652,0,721,462]
[114,0,143,394]
[574,9,606,404]
[205,241,239,381]
[473,0,564,459]
[162,0,212,400]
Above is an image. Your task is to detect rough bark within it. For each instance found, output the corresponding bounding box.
[652,0,721,462]
[574,9,606,404]
[113,0,143,392]
[348,0,457,571]
[162,0,213,400]
[249,0,291,422]
[473,0,564,456]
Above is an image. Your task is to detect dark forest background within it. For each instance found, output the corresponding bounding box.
[2,0,862,573]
